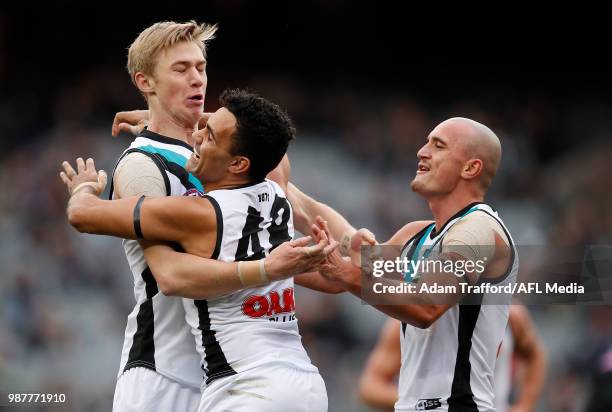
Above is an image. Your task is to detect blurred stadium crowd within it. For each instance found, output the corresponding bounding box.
[1,69,612,411]
[1,4,612,412]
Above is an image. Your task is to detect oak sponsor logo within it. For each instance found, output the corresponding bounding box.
[241,288,295,321]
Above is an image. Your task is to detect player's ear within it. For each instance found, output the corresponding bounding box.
[462,158,483,180]
[228,156,250,175]
[134,72,155,95]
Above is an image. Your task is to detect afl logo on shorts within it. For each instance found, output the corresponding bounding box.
[184,188,204,197]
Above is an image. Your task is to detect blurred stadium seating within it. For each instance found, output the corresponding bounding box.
[1,3,610,411]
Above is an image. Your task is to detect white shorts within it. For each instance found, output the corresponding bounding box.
[198,365,327,412]
[113,367,201,412]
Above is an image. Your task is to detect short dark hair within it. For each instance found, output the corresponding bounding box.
[220,89,296,181]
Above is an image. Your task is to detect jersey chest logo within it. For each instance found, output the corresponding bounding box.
[241,288,295,320]
[184,188,204,197]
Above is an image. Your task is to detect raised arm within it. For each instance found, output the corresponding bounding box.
[293,219,377,294]
[110,152,264,298]
[293,272,344,294]
[268,154,355,244]
[60,157,337,299]
[267,155,357,294]
[111,110,212,136]
[143,236,335,299]
[287,181,355,241]
[112,114,357,249]
[313,217,509,329]
[61,156,214,245]
[66,189,214,245]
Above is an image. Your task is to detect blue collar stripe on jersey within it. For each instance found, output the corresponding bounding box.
[404,224,435,281]
[403,205,482,281]
[426,205,482,255]
[138,145,203,191]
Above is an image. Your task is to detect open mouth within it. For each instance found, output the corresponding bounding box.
[417,163,430,174]
[193,144,201,160]
[188,94,204,104]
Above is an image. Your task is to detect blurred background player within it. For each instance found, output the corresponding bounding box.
[494,304,547,412]
[358,304,547,412]
[358,318,401,411]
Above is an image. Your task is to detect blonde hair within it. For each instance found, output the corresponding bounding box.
[127,20,217,85]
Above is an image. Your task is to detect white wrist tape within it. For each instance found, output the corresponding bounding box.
[259,259,269,283]
[237,259,269,287]
[71,182,100,196]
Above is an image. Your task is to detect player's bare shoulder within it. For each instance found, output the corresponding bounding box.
[114,152,166,198]
[443,210,511,280]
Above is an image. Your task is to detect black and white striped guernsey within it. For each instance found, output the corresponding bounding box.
[182,179,318,389]
[110,130,204,388]
[396,203,518,412]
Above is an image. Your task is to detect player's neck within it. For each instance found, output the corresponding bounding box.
[147,109,197,146]
[204,176,253,192]
[428,191,484,232]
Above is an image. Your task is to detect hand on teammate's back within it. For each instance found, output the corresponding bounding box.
[60,157,108,197]
[111,110,149,136]
[111,110,213,136]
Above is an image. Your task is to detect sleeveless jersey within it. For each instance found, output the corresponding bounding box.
[110,129,204,388]
[182,179,318,389]
[396,202,518,412]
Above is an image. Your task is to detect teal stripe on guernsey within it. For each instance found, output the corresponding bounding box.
[138,145,203,191]
[403,205,481,281]
[404,225,434,281]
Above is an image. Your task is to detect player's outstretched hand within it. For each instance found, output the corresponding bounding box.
[314,216,377,267]
[311,221,353,282]
[111,110,149,136]
[60,157,107,197]
[265,235,338,280]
